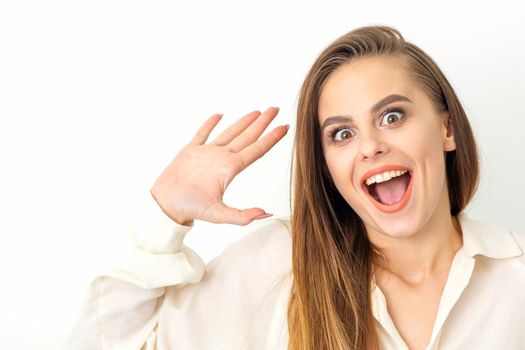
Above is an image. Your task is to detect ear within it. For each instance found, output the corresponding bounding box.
[442,113,456,152]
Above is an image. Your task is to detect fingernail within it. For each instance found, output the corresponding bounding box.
[273,106,280,112]
[284,124,290,130]
[254,213,273,220]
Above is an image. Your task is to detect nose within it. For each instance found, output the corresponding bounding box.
[358,129,387,161]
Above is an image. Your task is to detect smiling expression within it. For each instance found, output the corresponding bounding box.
[318,55,456,240]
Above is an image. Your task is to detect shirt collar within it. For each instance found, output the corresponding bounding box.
[458,213,522,259]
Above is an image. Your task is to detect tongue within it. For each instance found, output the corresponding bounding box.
[374,174,410,205]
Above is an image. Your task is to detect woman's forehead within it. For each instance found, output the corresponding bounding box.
[318,56,418,121]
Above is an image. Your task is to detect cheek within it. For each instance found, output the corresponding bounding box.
[407,126,448,186]
[405,121,445,161]
[324,149,359,196]
[423,129,447,161]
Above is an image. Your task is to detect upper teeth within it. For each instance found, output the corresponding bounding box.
[365,170,408,186]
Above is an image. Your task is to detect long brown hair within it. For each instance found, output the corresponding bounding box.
[287,25,479,349]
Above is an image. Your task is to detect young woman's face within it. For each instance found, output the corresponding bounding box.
[318,55,456,239]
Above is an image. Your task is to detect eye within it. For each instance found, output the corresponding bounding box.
[379,107,406,127]
[330,127,355,143]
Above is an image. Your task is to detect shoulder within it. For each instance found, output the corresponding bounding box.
[509,230,525,268]
[463,215,525,271]
[509,228,525,245]
[459,214,523,261]
[206,217,292,282]
[223,216,291,252]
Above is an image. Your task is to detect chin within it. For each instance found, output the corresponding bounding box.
[378,222,421,239]
[367,214,422,239]
[352,198,433,241]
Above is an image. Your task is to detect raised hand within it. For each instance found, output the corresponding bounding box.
[150,107,289,226]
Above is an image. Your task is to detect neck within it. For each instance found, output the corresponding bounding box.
[369,206,463,286]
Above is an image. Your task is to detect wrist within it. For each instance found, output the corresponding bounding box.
[149,190,194,226]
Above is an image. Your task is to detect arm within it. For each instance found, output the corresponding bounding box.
[68,192,205,350]
[68,108,289,349]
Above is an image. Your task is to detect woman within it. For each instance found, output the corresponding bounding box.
[69,26,525,349]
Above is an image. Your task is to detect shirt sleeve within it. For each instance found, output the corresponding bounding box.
[67,191,206,350]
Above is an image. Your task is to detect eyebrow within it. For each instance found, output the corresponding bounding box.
[320,94,412,132]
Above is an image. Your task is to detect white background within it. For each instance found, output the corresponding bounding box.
[1,0,524,348]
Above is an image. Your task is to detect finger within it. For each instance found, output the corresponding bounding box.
[212,110,261,146]
[208,203,270,226]
[190,113,223,145]
[227,107,280,152]
[239,124,289,169]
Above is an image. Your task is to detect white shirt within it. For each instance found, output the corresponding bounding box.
[68,192,525,349]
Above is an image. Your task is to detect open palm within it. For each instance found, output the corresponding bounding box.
[151,107,289,226]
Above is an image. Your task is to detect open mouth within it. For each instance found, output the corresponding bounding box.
[361,168,413,213]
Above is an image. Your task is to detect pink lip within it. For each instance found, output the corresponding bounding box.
[360,165,414,214]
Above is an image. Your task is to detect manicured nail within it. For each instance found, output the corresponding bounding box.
[254,213,273,220]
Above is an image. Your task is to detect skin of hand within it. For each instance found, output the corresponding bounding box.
[150,107,289,226]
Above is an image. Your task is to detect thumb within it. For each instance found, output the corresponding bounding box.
[209,202,272,226]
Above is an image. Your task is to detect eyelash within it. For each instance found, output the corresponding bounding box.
[328,106,407,144]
